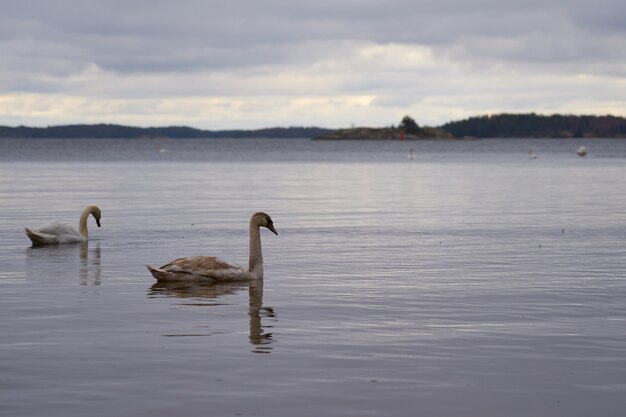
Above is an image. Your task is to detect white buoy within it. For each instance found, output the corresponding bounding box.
[408,148,415,160]
[576,146,587,157]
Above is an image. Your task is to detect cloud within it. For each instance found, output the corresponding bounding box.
[0,0,625,128]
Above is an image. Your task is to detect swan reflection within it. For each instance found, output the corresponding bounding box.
[80,242,101,285]
[25,241,101,285]
[247,280,275,353]
[149,279,276,353]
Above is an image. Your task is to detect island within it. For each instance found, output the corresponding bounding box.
[314,116,453,140]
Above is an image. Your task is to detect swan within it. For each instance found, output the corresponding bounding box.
[25,205,102,245]
[147,212,278,282]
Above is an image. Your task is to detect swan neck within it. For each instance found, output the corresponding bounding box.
[248,223,263,279]
[79,207,91,238]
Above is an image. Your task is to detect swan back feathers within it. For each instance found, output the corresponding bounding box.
[147,256,249,282]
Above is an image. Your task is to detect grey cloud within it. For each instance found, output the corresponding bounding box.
[1,0,624,128]
[3,0,625,76]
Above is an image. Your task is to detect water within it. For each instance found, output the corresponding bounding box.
[1,137,626,416]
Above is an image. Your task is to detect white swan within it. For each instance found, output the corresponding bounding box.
[147,212,278,282]
[25,205,102,245]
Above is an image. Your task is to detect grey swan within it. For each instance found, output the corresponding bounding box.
[147,212,277,282]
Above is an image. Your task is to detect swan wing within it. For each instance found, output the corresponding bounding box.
[28,223,83,244]
[148,256,247,282]
[25,228,59,245]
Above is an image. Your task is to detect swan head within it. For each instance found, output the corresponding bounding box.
[89,205,102,227]
[252,212,277,235]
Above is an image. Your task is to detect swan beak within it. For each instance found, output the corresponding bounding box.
[96,218,101,228]
[267,224,278,235]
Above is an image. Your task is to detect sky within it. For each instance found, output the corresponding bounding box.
[1,0,625,129]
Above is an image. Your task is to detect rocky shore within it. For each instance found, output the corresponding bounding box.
[314,126,454,140]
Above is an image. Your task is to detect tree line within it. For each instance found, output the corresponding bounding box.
[0,124,332,139]
[440,113,626,138]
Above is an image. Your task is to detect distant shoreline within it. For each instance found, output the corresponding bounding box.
[1,113,625,139]
[0,125,332,140]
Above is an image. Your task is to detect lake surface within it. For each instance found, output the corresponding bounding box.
[1,137,626,416]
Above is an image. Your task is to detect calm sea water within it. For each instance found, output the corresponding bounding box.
[1,137,626,416]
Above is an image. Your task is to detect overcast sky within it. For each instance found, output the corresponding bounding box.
[1,0,625,129]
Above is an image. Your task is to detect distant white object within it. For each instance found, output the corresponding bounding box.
[159,148,170,154]
[576,146,587,157]
[408,148,415,160]
[528,149,537,159]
